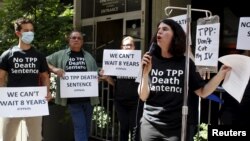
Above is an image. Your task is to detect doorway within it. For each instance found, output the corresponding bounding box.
[95,19,123,66]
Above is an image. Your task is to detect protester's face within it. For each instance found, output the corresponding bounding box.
[121,39,135,50]
[156,22,174,49]
[69,32,83,51]
[16,23,34,37]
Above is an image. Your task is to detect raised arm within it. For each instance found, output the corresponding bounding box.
[138,53,152,101]
[98,69,115,86]
[195,65,231,98]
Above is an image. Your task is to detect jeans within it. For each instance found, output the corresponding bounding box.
[68,102,93,141]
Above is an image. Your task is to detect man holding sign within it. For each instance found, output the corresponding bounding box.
[46,30,99,141]
[0,18,51,141]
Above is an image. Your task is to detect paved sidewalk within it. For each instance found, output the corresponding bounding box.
[0,118,103,141]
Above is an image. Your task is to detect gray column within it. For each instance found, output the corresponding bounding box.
[73,0,81,30]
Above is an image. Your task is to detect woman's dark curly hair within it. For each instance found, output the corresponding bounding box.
[151,19,186,57]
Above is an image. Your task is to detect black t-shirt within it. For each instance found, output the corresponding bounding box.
[144,55,205,130]
[65,51,90,104]
[65,51,87,72]
[236,80,250,124]
[114,76,139,104]
[0,46,48,87]
[221,79,250,125]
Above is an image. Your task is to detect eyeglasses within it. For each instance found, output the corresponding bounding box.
[122,44,132,46]
[122,44,133,47]
[122,44,134,49]
[70,36,82,40]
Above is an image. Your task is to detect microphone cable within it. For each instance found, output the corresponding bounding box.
[132,43,155,141]
[131,65,145,141]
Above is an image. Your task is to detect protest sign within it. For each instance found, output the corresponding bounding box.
[195,23,220,67]
[236,17,250,50]
[102,49,141,77]
[0,86,49,117]
[60,71,98,98]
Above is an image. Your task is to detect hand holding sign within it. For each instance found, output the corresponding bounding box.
[0,86,49,117]
[219,54,250,103]
[60,72,99,98]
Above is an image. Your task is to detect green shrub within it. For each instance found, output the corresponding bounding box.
[92,106,111,128]
[194,123,208,141]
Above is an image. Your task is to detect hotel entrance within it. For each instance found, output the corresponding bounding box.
[80,1,144,140]
[95,19,123,66]
[82,15,143,67]
[81,0,145,66]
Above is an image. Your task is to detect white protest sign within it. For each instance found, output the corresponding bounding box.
[219,54,250,103]
[169,14,192,46]
[102,49,141,77]
[195,23,220,66]
[236,17,250,50]
[0,86,49,117]
[169,14,187,33]
[60,72,98,98]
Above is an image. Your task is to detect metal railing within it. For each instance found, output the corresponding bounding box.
[89,82,226,141]
[90,81,120,141]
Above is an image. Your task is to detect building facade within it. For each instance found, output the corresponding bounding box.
[76,0,190,66]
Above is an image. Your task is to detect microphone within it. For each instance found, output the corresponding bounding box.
[142,42,156,69]
[148,42,157,56]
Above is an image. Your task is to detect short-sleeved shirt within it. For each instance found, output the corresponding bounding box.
[65,51,89,104]
[114,76,139,104]
[144,55,205,130]
[0,46,48,87]
[46,48,99,106]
